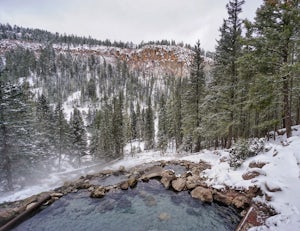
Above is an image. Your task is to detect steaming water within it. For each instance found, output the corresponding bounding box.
[13,180,240,231]
[163,164,187,175]
[89,174,129,186]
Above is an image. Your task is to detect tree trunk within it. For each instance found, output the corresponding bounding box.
[2,125,13,191]
[283,76,292,138]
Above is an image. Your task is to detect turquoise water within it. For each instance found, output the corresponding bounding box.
[13,180,240,231]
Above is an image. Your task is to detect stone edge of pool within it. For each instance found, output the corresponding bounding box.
[0,160,276,231]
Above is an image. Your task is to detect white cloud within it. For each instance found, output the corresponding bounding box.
[0,0,263,51]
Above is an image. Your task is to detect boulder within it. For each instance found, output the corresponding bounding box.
[90,186,106,198]
[213,191,233,205]
[171,177,186,192]
[186,175,201,190]
[191,186,213,203]
[265,182,282,192]
[160,170,176,188]
[50,192,63,198]
[249,162,267,169]
[232,195,250,209]
[74,179,91,190]
[198,160,211,171]
[128,177,138,188]
[140,166,163,181]
[242,171,261,180]
[245,186,262,198]
[120,181,129,190]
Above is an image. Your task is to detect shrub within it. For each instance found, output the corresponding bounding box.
[229,138,265,169]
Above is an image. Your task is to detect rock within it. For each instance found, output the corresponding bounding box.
[158,212,171,221]
[128,177,137,188]
[25,202,38,211]
[160,170,176,188]
[242,171,261,180]
[213,191,232,205]
[249,162,267,169]
[88,186,95,191]
[232,195,250,209]
[140,166,163,181]
[23,195,38,205]
[120,181,129,190]
[265,182,282,192]
[265,193,272,201]
[277,129,285,136]
[186,175,201,190]
[198,160,211,171]
[50,192,63,198]
[0,209,16,226]
[245,186,262,198]
[119,165,126,172]
[101,170,113,175]
[190,167,200,176]
[90,186,106,198]
[191,186,213,203]
[171,177,186,192]
[220,156,228,162]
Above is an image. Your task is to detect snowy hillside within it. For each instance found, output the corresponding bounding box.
[0,39,213,78]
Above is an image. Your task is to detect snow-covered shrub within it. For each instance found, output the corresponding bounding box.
[229,138,265,169]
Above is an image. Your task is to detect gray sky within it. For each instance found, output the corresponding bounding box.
[0,0,262,51]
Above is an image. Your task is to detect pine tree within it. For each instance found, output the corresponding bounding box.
[211,0,245,148]
[252,0,300,138]
[0,81,37,191]
[130,101,137,140]
[166,77,183,149]
[111,93,124,158]
[157,94,168,152]
[182,41,205,152]
[70,108,87,167]
[53,102,71,171]
[35,94,56,161]
[144,96,155,150]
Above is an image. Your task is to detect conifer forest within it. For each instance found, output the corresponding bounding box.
[0,0,300,192]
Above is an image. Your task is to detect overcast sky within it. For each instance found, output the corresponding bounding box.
[0,0,262,51]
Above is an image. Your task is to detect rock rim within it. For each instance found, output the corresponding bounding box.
[0,159,273,230]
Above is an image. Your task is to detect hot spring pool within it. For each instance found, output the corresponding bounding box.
[13,180,241,231]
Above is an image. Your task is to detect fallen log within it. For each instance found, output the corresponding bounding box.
[0,193,51,231]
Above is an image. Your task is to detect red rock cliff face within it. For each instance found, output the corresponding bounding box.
[118,45,193,77]
[0,40,213,77]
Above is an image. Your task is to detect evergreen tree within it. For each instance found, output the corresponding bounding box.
[211,0,245,148]
[130,101,137,141]
[166,77,183,149]
[53,102,71,171]
[111,93,124,158]
[0,81,36,191]
[182,41,205,152]
[35,94,56,161]
[144,96,155,150]
[70,108,87,167]
[157,94,168,152]
[251,0,300,138]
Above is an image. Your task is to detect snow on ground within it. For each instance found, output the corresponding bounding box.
[201,127,300,231]
[1,127,300,230]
